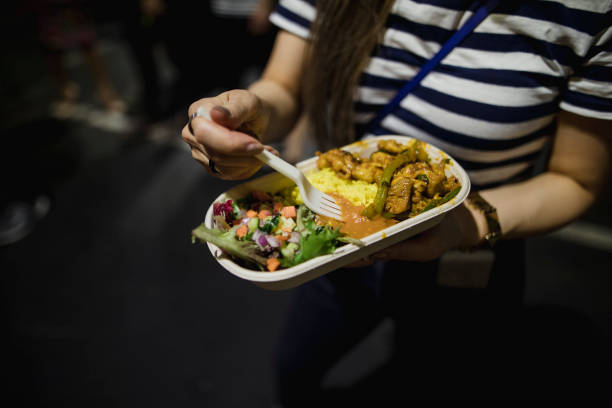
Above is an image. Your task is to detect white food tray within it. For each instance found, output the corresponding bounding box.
[203,135,471,290]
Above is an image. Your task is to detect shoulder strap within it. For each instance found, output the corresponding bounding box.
[367,0,502,134]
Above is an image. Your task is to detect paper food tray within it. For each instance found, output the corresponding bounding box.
[203,135,471,290]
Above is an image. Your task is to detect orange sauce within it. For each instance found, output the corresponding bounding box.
[317,193,397,239]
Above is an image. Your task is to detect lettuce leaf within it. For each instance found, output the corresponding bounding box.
[282,206,344,267]
[292,225,341,265]
[192,223,267,268]
[197,203,364,271]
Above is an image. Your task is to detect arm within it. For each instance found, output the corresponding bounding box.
[470,111,611,244]
[249,30,309,142]
[371,111,612,262]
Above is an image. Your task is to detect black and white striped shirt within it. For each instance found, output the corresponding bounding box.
[270,0,612,188]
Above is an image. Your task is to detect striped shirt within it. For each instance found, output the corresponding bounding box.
[269,0,612,188]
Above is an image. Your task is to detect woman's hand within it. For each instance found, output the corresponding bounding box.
[182,89,278,179]
[182,31,310,178]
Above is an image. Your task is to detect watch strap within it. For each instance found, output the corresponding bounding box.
[468,192,501,247]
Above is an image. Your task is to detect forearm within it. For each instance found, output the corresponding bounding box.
[248,78,300,143]
[478,172,596,240]
[247,30,308,143]
[461,111,611,246]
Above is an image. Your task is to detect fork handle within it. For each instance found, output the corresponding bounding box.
[255,150,302,181]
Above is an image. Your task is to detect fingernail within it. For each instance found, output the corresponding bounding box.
[246,143,263,152]
[212,106,231,117]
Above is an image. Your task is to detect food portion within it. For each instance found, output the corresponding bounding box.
[316,139,461,219]
[192,191,363,271]
[313,138,461,236]
[192,138,461,272]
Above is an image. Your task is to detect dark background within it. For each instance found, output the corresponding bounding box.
[1,1,610,407]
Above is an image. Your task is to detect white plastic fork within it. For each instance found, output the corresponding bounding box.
[255,150,342,220]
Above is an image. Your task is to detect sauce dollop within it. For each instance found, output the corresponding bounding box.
[317,193,397,239]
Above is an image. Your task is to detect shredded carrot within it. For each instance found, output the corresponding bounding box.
[235,223,248,238]
[282,206,297,218]
[275,234,289,241]
[267,257,280,272]
[273,201,284,213]
[282,227,293,233]
[246,209,258,218]
[258,210,271,220]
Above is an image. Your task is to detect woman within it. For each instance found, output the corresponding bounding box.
[183,0,611,404]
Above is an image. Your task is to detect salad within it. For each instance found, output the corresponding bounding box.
[192,190,363,272]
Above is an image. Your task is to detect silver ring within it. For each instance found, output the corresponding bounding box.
[187,107,211,134]
[188,111,199,135]
[209,158,220,174]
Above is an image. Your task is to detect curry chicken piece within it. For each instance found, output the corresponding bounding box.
[318,140,460,219]
[317,148,386,183]
[397,162,446,197]
[370,151,395,167]
[377,139,407,154]
[443,176,461,192]
[352,161,383,183]
[397,162,428,177]
[350,150,394,183]
[425,163,448,196]
[316,149,360,179]
[385,176,413,214]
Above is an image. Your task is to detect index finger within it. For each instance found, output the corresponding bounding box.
[190,115,263,156]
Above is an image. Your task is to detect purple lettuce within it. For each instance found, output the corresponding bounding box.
[213,199,235,224]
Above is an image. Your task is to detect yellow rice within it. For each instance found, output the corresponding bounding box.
[283,167,377,207]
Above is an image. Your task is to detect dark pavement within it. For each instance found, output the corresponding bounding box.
[2,140,293,407]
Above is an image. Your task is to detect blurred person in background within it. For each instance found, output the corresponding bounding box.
[0,2,89,246]
[122,0,169,122]
[207,0,277,89]
[123,0,277,137]
[182,0,611,405]
[122,0,211,124]
[27,0,127,117]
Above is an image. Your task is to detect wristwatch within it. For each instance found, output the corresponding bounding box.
[468,191,501,247]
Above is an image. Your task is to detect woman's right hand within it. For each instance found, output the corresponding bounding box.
[182,89,277,180]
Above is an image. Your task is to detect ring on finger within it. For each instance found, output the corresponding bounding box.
[187,107,211,134]
[188,111,198,135]
[209,158,220,174]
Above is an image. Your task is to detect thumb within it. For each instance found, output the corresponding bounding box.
[209,90,262,131]
[209,105,234,127]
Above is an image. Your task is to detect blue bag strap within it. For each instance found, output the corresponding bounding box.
[367,0,502,134]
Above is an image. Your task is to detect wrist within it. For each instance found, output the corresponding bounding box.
[465,191,502,247]
[451,202,486,248]
[248,79,298,142]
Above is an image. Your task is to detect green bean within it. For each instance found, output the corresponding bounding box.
[416,186,461,215]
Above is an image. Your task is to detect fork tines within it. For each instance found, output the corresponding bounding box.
[316,192,342,219]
